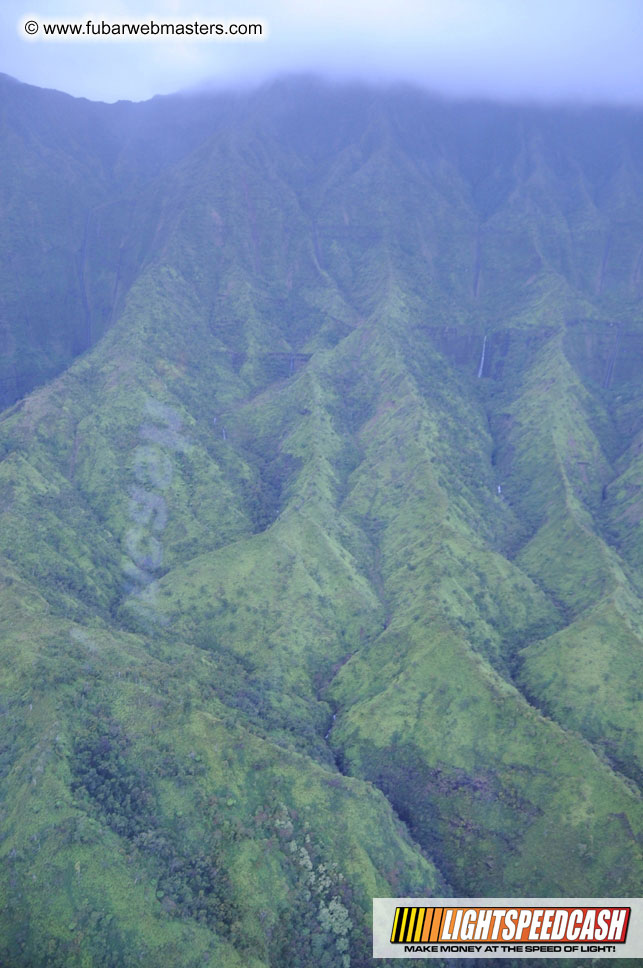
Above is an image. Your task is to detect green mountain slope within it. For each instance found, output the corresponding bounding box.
[0,75,642,966]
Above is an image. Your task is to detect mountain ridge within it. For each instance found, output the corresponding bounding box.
[0,74,642,967]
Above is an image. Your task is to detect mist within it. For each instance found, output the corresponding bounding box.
[4,0,643,104]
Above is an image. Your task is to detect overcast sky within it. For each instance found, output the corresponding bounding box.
[3,0,643,104]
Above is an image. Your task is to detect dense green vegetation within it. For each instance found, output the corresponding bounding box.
[0,73,642,966]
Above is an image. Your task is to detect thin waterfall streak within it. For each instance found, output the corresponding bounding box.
[477,334,487,379]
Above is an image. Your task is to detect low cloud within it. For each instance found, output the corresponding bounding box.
[4,0,643,104]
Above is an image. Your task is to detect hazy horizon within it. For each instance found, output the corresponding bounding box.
[3,0,643,106]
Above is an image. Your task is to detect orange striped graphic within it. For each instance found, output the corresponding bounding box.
[392,907,448,944]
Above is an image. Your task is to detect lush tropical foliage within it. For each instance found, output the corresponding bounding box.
[0,73,642,966]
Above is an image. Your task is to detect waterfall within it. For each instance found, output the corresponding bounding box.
[477,334,487,379]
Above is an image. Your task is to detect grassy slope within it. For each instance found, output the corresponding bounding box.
[0,79,642,965]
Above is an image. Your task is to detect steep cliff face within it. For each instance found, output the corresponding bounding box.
[0,76,642,967]
[3,75,643,407]
[0,74,240,406]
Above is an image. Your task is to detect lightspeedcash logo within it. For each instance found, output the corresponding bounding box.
[373,898,643,958]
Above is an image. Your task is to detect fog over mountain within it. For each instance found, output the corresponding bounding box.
[0,71,642,967]
[3,0,643,103]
